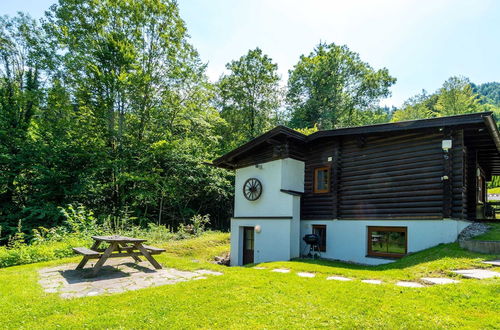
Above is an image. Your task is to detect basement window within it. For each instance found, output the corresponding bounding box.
[313,166,330,193]
[367,226,407,258]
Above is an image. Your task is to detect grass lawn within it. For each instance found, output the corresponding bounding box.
[0,232,499,329]
[473,222,500,241]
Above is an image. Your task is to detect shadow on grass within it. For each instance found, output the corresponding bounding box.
[284,242,498,272]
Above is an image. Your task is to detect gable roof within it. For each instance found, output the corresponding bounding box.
[213,112,500,172]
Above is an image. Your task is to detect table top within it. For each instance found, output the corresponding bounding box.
[91,235,148,243]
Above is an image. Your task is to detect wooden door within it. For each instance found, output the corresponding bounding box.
[242,227,254,265]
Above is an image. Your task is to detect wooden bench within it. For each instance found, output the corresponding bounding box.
[72,247,100,257]
[142,245,166,254]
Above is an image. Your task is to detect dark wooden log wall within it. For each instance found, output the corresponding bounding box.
[338,131,446,219]
[301,139,337,219]
[451,130,467,219]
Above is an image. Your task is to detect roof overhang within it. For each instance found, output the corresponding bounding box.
[212,112,500,174]
[212,125,307,169]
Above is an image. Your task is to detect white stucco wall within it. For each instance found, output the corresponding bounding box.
[230,218,292,266]
[231,158,304,265]
[300,219,471,265]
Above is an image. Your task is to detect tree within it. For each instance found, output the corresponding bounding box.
[216,48,282,150]
[43,0,227,221]
[392,77,486,122]
[472,82,500,106]
[0,14,51,239]
[286,42,396,129]
[391,90,438,122]
[435,76,481,116]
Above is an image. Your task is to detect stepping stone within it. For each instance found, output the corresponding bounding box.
[194,270,223,276]
[421,277,459,285]
[482,260,500,267]
[326,276,352,281]
[297,272,315,278]
[193,276,207,280]
[253,267,266,270]
[452,269,500,279]
[362,279,382,285]
[396,281,425,288]
[271,268,290,273]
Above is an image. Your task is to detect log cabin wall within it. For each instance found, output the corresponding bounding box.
[451,130,467,219]
[301,129,468,220]
[338,131,445,219]
[465,149,478,221]
[301,139,337,219]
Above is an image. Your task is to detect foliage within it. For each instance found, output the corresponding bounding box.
[0,236,499,328]
[473,81,500,106]
[0,202,218,268]
[391,76,497,122]
[286,42,396,129]
[216,48,283,151]
[294,124,319,136]
[0,1,233,241]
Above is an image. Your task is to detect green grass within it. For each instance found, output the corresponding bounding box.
[0,232,499,329]
[488,187,500,194]
[473,222,500,241]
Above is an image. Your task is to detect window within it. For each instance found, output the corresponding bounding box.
[477,174,485,204]
[314,166,330,193]
[367,226,407,258]
[312,225,327,252]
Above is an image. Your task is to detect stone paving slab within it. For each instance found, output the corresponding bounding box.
[361,279,382,285]
[421,277,460,285]
[297,272,315,278]
[396,281,425,288]
[38,258,223,299]
[326,276,352,281]
[271,268,290,273]
[452,269,500,279]
[482,260,500,266]
[253,267,267,270]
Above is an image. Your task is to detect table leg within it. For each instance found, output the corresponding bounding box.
[76,240,102,270]
[76,257,89,269]
[135,243,162,269]
[120,243,142,263]
[91,242,117,277]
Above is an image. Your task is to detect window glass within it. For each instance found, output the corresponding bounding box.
[314,167,330,193]
[368,227,407,257]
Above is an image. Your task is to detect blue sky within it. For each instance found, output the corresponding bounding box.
[3,0,500,107]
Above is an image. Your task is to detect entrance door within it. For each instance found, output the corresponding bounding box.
[242,227,255,265]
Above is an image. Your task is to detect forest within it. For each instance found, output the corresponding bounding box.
[1,0,500,243]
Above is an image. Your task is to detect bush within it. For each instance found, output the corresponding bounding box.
[0,204,213,268]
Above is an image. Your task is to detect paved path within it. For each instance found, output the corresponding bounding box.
[38,258,223,299]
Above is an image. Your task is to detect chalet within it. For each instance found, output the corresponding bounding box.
[212,112,500,265]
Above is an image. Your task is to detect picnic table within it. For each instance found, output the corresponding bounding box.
[73,235,165,276]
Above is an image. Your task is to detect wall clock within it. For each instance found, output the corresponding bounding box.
[243,178,262,201]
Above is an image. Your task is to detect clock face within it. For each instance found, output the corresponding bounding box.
[243,178,262,201]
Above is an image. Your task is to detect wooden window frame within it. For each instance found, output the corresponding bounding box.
[313,166,330,193]
[312,225,327,252]
[367,226,407,258]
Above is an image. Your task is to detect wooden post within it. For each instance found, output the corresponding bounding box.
[443,129,453,219]
[332,139,341,219]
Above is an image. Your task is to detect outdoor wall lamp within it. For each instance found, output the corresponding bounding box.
[442,139,452,151]
[254,225,262,233]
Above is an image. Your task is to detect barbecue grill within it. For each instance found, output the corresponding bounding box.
[302,234,321,258]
